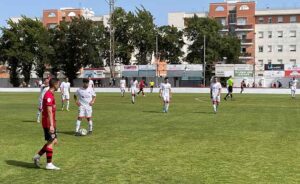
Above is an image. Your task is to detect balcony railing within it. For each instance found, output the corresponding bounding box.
[235,25,254,31]
[240,53,252,57]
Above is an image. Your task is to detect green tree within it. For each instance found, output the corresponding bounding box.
[51,17,105,85]
[157,25,184,64]
[112,8,135,65]
[131,7,156,65]
[1,17,51,86]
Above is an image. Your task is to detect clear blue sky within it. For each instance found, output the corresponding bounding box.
[1,0,300,27]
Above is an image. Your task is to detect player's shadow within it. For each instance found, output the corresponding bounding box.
[58,131,75,136]
[6,160,37,169]
[22,120,36,123]
[192,111,215,114]
[142,111,164,114]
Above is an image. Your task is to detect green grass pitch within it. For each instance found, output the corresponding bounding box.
[1,92,300,184]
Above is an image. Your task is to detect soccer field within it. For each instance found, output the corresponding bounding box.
[1,92,300,184]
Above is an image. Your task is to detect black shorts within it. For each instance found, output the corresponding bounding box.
[228,86,233,93]
[43,128,57,142]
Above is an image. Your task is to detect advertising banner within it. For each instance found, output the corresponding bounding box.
[215,64,234,77]
[83,69,105,78]
[284,64,300,78]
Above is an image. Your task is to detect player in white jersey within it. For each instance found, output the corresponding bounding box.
[120,76,126,97]
[291,77,298,98]
[60,78,71,111]
[74,78,96,135]
[36,79,50,123]
[88,76,94,89]
[129,78,138,104]
[210,77,222,114]
[159,77,172,113]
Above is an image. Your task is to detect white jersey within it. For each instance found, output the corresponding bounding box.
[60,82,70,94]
[291,79,298,89]
[160,83,171,97]
[211,82,222,97]
[120,79,126,88]
[75,87,96,107]
[39,86,49,104]
[88,80,94,89]
[130,80,138,89]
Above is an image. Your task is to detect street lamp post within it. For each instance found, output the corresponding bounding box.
[106,0,115,78]
[203,35,206,87]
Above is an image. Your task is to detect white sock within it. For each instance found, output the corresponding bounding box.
[166,103,169,112]
[132,95,135,103]
[76,120,81,132]
[66,101,70,110]
[213,104,217,112]
[88,121,93,132]
[37,111,41,121]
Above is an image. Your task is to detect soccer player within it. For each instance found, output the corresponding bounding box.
[60,78,71,111]
[159,77,172,113]
[149,80,155,93]
[120,76,126,97]
[224,76,234,100]
[74,78,96,135]
[291,77,298,98]
[37,79,50,123]
[88,76,94,89]
[137,79,146,96]
[33,78,60,170]
[240,80,246,94]
[210,77,222,114]
[129,78,138,104]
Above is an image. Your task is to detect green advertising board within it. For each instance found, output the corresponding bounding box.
[234,70,253,77]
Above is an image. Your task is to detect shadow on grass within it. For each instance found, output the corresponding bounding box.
[192,111,215,114]
[58,131,75,136]
[22,120,36,123]
[6,160,37,169]
[142,111,164,114]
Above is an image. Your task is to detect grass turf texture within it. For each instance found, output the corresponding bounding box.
[1,92,300,184]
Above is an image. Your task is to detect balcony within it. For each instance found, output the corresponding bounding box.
[220,25,229,32]
[235,25,254,32]
[239,53,253,60]
[240,39,253,45]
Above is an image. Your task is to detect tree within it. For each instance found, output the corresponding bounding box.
[0,17,51,86]
[131,7,156,65]
[51,17,105,85]
[185,15,241,84]
[112,8,135,65]
[157,25,184,64]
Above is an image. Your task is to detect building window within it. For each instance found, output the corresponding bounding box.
[258,32,264,38]
[290,16,297,23]
[259,46,264,53]
[215,6,225,12]
[268,31,272,38]
[216,18,226,26]
[258,17,264,23]
[290,45,297,52]
[268,60,272,64]
[237,18,247,25]
[268,17,272,23]
[277,16,283,23]
[241,47,247,53]
[240,5,250,11]
[290,59,296,65]
[278,31,283,38]
[277,45,283,52]
[47,24,57,29]
[258,60,264,66]
[68,12,76,17]
[290,30,297,37]
[48,12,56,18]
[268,45,272,52]
[277,59,283,64]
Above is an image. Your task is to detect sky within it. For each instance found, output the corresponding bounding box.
[1,0,300,27]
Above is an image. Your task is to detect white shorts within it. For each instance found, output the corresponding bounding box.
[291,87,297,92]
[78,105,93,118]
[38,101,43,110]
[162,95,170,102]
[212,95,221,103]
[131,88,137,95]
[61,93,70,100]
[120,87,126,92]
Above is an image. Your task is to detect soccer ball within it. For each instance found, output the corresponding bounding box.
[79,128,88,136]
